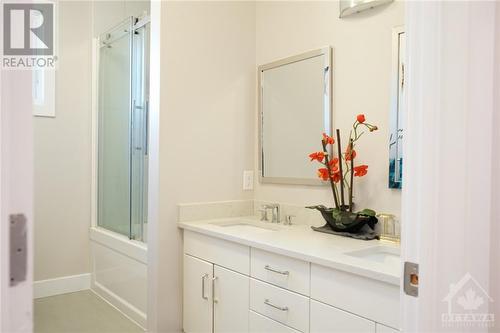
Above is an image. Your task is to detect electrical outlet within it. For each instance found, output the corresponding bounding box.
[243,170,254,190]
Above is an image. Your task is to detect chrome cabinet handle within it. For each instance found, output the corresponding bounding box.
[212,276,218,303]
[265,265,289,276]
[264,299,288,311]
[201,274,209,300]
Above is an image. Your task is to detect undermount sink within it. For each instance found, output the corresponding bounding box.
[345,246,400,265]
[209,220,279,232]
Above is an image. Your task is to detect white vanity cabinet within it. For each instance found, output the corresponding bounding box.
[249,311,301,333]
[182,229,400,333]
[183,231,250,333]
[183,254,249,333]
[183,254,213,333]
[213,265,249,333]
[310,264,400,329]
[376,324,400,333]
[310,300,375,333]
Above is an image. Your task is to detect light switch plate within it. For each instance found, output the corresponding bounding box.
[243,170,254,190]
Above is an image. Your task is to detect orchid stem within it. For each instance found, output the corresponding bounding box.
[336,129,345,210]
[322,140,340,210]
[349,139,354,212]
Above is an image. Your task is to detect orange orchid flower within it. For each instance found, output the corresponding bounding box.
[345,146,356,161]
[357,114,366,123]
[329,157,339,172]
[353,165,368,177]
[332,171,341,183]
[322,133,334,145]
[317,168,330,181]
[309,151,325,162]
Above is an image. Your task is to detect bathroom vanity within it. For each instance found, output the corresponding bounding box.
[179,217,400,333]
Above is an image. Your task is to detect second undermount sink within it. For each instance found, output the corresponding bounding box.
[345,246,400,265]
[209,220,280,232]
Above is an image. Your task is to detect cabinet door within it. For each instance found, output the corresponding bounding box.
[214,265,249,333]
[249,310,300,333]
[310,300,375,333]
[376,323,399,333]
[184,254,213,333]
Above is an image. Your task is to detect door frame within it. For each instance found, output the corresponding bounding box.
[146,0,162,331]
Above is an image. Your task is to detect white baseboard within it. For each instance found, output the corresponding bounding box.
[34,273,91,299]
[92,281,147,330]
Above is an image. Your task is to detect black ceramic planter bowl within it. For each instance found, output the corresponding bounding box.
[309,205,378,233]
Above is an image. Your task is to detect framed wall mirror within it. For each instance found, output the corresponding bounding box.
[258,47,333,185]
[388,27,405,189]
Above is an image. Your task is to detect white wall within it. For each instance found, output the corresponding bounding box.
[34,1,92,281]
[154,2,256,331]
[254,1,404,217]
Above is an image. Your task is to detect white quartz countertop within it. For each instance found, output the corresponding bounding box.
[178,217,401,286]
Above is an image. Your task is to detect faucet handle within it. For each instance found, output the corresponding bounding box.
[258,208,268,222]
[284,215,295,226]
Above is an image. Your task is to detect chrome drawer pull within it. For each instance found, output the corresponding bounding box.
[201,274,209,300]
[264,299,289,311]
[264,265,289,276]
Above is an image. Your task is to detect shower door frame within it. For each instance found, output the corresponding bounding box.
[91,15,151,242]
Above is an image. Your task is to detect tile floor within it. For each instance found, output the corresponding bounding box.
[34,290,143,333]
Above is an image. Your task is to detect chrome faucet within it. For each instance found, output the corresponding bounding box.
[262,204,280,223]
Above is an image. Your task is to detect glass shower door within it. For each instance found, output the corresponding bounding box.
[97,18,133,237]
[97,17,149,241]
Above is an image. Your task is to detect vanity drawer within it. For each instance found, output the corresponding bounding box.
[376,323,399,332]
[310,264,399,329]
[184,230,250,275]
[310,300,375,333]
[249,310,301,333]
[250,278,309,332]
[251,248,310,295]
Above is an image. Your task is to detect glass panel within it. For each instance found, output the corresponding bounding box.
[130,22,150,241]
[97,19,133,237]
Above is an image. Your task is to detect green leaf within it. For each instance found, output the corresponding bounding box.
[332,209,358,225]
[357,208,376,217]
[331,208,342,221]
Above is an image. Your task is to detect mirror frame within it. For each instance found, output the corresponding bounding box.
[388,26,405,189]
[258,47,333,185]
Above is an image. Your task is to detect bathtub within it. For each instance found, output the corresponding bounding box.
[90,227,147,329]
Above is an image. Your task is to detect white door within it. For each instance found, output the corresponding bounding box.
[0,69,34,330]
[402,1,499,331]
[183,254,213,333]
[213,265,249,333]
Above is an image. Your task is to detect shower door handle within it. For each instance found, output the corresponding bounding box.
[144,100,149,156]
